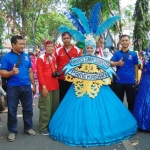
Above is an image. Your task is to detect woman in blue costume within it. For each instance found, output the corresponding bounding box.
[133,42,150,130]
[49,34,137,147]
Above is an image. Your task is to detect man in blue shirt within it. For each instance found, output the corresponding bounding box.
[110,35,138,113]
[0,35,36,142]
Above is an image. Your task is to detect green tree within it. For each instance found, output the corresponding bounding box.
[0,15,4,49]
[0,0,53,38]
[33,12,74,46]
[67,0,123,49]
[133,0,150,51]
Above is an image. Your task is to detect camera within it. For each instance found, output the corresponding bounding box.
[52,71,61,78]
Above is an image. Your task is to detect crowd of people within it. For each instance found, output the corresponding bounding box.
[0,32,149,147]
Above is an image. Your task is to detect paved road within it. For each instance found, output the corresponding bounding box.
[0,98,150,150]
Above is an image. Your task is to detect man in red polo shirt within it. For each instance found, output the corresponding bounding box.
[55,32,82,102]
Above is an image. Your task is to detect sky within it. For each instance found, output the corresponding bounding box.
[121,0,136,8]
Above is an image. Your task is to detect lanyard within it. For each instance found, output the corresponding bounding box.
[46,55,56,73]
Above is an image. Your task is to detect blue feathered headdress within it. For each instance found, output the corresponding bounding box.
[59,2,121,43]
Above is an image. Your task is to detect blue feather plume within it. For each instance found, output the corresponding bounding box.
[58,25,85,42]
[89,2,103,34]
[64,12,86,34]
[72,8,90,35]
[95,15,121,36]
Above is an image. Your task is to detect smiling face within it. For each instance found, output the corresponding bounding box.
[45,43,55,54]
[86,45,95,55]
[120,36,130,49]
[62,34,71,47]
[34,49,40,56]
[12,39,25,53]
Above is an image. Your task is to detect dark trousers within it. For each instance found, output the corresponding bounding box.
[0,96,5,111]
[58,79,72,102]
[1,77,7,92]
[7,86,33,134]
[113,83,136,113]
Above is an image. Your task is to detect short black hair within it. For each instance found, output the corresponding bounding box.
[61,32,71,38]
[110,46,115,50]
[11,35,24,44]
[138,64,141,70]
[28,52,34,56]
[120,35,130,40]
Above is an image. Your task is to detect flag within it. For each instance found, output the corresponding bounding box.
[97,43,103,57]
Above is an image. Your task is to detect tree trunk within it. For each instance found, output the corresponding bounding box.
[117,0,123,36]
[21,0,30,38]
[11,0,16,33]
[107,30,117,49]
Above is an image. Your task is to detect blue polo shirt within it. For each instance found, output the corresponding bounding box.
[111,50,138,84]
[1,51,32,86]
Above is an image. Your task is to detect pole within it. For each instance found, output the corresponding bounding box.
[32,18,35,52]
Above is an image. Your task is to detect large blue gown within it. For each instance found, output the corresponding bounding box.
[133,55,150,130]
[49,84,137,147]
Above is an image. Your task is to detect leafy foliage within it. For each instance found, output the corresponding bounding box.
[133,0,150,51]
[0,0,53,37]
[34,12,74,47]
[68,0,118,19]
[0,15,4,48]
[68,0,122,49]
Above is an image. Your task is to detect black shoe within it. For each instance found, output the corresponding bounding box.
[41,130,50,135]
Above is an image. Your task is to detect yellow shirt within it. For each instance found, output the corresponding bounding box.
[138,69,142,84]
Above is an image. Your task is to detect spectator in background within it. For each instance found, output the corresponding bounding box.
[103,48,113,62]
[55,32,82,102]
[96,38,103,57]
[109,46,116,55]
[138,51,144,65]
[28,52,38,106]
[0,76,7,113]
[30,48,40,99]
[103,48,115,90]
[95,51,100,57]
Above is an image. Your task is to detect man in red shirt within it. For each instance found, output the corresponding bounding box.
[55,32,82,102]
[37,41,59,135]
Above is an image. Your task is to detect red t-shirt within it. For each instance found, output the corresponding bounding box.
[55,45,82,80]
[37,53,59,91]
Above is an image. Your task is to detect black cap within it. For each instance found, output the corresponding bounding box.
[28,52,34,56]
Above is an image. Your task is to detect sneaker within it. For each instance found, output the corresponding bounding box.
[25,129,36,136]
[18,103,21,107]
[41,130,50,136]
[8,133,16,142]
[32,103,35,106]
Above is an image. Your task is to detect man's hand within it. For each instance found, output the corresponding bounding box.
[12,64,19,74]
[116,58,124,67]
[32,85,36,95]
[135,81,138,87]
[42,86,48,97]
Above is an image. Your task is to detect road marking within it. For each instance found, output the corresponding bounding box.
[122,140,136,150]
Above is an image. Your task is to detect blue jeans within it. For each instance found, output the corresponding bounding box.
[7,86,33,134]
